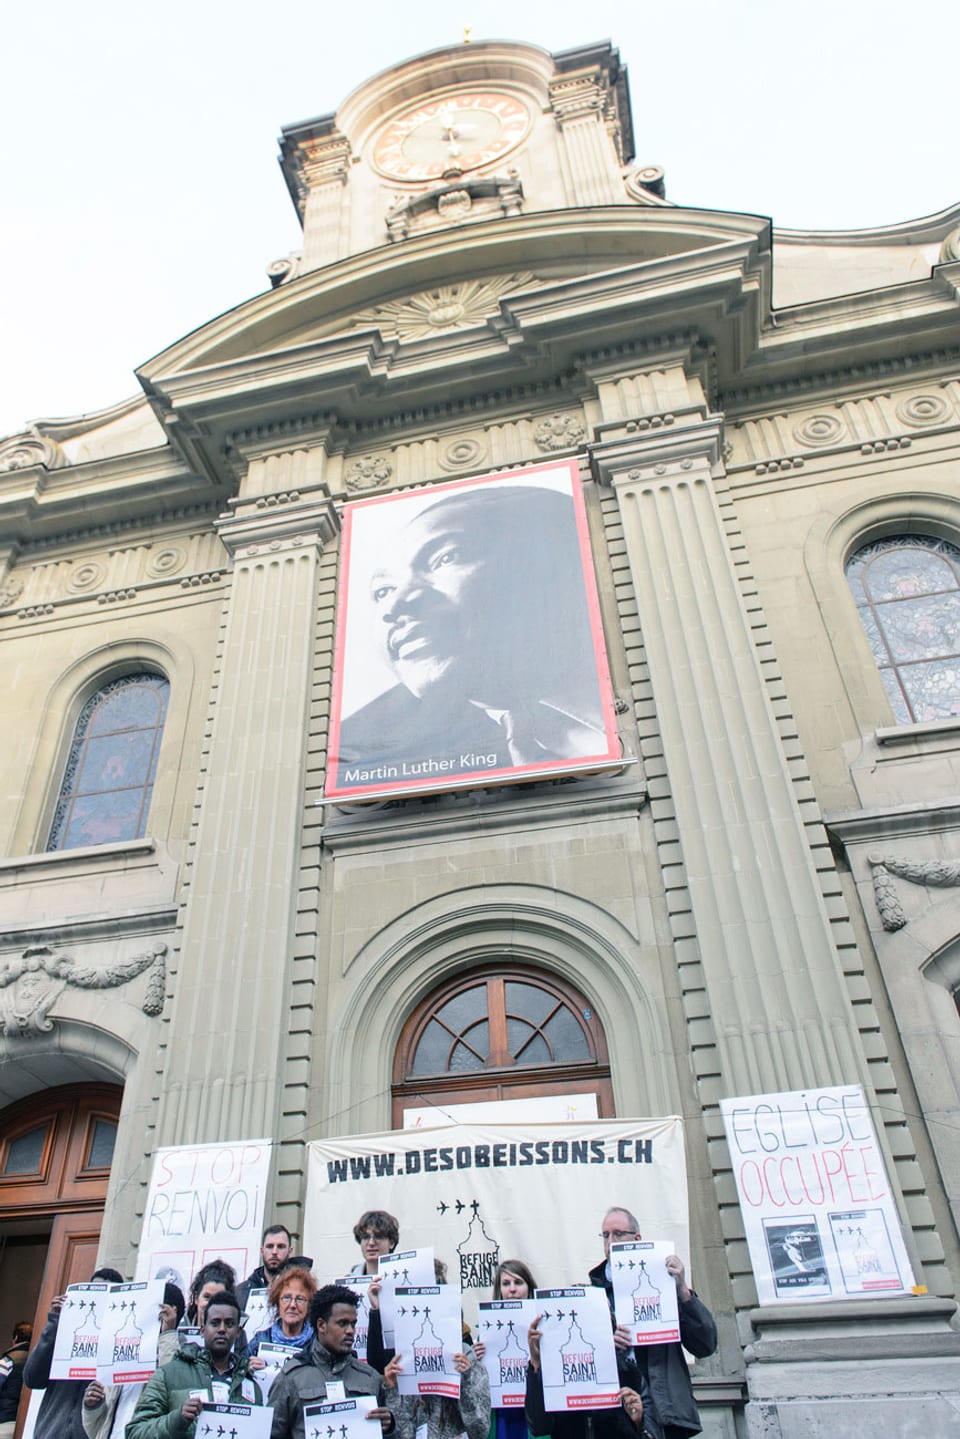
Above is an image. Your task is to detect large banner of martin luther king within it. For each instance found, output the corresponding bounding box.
[325,460,621,801]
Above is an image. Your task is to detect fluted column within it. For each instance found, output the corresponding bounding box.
[593,415,867,1097]
[300,133,352,270]
[156,479,338,1146]
[548,69,624,206]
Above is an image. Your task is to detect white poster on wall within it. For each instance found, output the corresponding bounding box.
[304,1120,688,1325]
[134,1139,272,1292]
[721,1084,916,1304]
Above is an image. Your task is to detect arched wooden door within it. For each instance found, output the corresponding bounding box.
[0,1082,122,1431]
[392,964,613,1125]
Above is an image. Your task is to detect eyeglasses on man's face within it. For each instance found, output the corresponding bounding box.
[600,1228,636,1241]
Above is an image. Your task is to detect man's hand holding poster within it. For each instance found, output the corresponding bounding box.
[534,1287,619,1411]
[609,1242,680,1346]
[392,1285,462,1398]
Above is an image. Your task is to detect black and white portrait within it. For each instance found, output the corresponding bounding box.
[326,462,619,799]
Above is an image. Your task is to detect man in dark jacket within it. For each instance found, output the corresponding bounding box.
[126,1290,262,1438]
[0,1320,32,1437]
[22,1266,123,1439]
[236,1225,312,1315]
[589,1209,717,1439]
[268,1283,394,1439]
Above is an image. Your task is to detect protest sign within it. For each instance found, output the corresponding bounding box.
[477,1299,539,1406]
[50,1284,110,1380]
[242,1287,272,1341]
[377,1247,435,1347]
[304,1396,376,1439]
[252,1342,292,1400]
[97,1281,165,1383]
[609,1242,679,1346]
[393,1285,463,1399]
[334,1274,373,1361]
[135,1138,272,1291]
[534,1287,619,1411]
[196,1402,272,1438]
[721,1084,916,1304]
[305,1120,688,1326]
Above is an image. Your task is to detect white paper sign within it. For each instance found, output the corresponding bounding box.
[377,1248,435,1347]
[477,1300,538,1407]
[252,1342,292,1399]
[609,1242,680,1346]
[243,1287,272,1341]
[303,1396,376,1439]
[393,1285,462,1399]
[534,1287,619,1411]
[721,1084,916,1305]
[335,1275,373,1362]
[50,1284,110,1380]
[196,1402,272,1438]
[97,1281,165,1384]
[135,1138,272,1293]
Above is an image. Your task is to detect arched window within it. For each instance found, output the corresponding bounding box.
[47,673,170,851]
[845,535,960,724]
[393,965,613,1122]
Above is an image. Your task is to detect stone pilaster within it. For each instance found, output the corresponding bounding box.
[299,133,352,270]
[548,68,624,206]
[155,478,338,1147]
[592,413,868,1097]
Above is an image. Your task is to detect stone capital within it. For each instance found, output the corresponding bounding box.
[215,490,339,558]
[548,68,607,125]
[590,413,726,484]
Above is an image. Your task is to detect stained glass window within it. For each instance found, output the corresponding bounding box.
[846,536,960,725]
[47,673,169,851]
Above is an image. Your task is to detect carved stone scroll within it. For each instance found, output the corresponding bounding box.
[0,942,167,1036]
[869,852,960,931]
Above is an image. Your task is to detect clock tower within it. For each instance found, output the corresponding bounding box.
[276,39,653,275]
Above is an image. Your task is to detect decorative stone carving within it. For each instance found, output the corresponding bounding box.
[267,253,303,289]
[344,455,393,492]
[0,942,167,1037]
[385,173,523,243]
[895,393,949,427]
[438,437,486,472]
[793,413,845,447]
[349,274,543,343]
[624,165,667,204]
[868,853,960,931]
[533,414,587,452]
[548,71,606,124]
[145,547,187,578]
[0,578,24,610]
[0,429,64,473]
[940,227,960,263]
[66,561,106,593]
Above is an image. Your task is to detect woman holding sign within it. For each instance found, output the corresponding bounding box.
[474,1261,541,1439]
[249,1266,317,1363]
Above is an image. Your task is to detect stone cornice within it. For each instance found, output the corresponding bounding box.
[0,447,215,546]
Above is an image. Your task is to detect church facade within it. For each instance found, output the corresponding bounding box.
[2,36,960,1436]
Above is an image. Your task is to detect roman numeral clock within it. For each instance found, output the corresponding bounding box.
[372,91,531,183]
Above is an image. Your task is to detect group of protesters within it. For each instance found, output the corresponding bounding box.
[11,1205,715,1439]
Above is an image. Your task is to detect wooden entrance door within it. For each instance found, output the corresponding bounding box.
[0,1084,121,1436]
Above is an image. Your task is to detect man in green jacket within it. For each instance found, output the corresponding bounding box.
[126,1291,262,1438]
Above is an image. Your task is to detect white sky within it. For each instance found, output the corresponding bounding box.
[1,0,956,441]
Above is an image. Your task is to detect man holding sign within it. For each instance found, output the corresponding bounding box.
[588,1209,716,1439]
[267,1284,394,1439]
[126,1292,262,1436]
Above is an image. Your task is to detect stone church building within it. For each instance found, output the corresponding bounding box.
[2,35,960,1437]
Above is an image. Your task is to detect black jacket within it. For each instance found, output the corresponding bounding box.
[587,1261,716,1437]
[525,1353,663,1439]
[0,1338,29,1422]
[21,1306,88,1439]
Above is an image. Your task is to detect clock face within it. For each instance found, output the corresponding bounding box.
[372,91,530,182]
